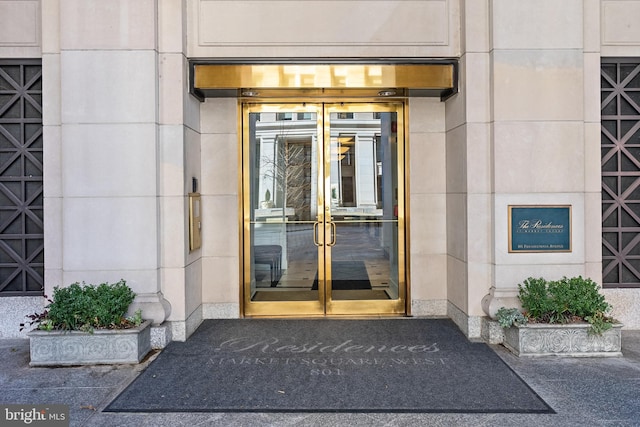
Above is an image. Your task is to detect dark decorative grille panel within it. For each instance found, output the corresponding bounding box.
[602,59,640,288]
[0,60,44,296]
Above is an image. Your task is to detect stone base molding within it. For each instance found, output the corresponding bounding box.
[481,286,522,319]
[127,292,172,325]
[410,299,447,317]
[481,317,505,345]
[150,324,172,349]
[447,302,482,339]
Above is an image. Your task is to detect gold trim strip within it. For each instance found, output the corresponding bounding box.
[195,64,453,90]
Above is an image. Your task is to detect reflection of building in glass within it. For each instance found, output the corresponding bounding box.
[254,112,389,221]
[248,108,400,301]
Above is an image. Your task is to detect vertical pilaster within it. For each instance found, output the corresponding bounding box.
[42,0,62,293]
[482,0,592,317]
[444,0,493,335]
[47,0,170,324]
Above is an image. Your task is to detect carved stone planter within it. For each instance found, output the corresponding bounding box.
[503,323,623,357]
[29,320,152,366]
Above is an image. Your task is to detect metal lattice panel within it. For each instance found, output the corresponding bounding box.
[0,60,43,296]
[602,59,640,288]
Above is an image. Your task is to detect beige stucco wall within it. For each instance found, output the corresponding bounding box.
[0,0,41,58]
[3,0,640,338]
[443,0,493,335]
[187,0,461,58]
[40,0,177,334]
[199,98,240,320]
[408,99,448,316]
[445,0,640,333]
[601,0,640,56]
[188,0,462,323]
[187,0,640,333]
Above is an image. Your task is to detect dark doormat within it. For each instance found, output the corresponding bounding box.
[105,319,554,414]
[311,261,372,290]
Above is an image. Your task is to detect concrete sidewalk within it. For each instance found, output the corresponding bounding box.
[1,330,639,427]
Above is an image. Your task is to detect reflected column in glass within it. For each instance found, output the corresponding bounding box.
[328,111,399,301]
[248,110,320,302]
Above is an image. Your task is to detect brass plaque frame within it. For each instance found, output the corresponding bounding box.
[508,205,572,253]
[189,193,202,252]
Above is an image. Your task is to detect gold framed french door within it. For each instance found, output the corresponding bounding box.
[242,102,406,317]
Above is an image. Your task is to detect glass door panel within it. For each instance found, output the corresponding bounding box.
[242,102,406,317]
[244,105,325,315]
[324,104,405,315]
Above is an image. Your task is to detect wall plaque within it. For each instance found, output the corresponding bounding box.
[508,205,571,253]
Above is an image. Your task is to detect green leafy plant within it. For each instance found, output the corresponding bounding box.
[126,309,143,327]
[585,311,614,336]
[503,276,615,335]
[495,307,527,328]
[516,277,554,320]
[21,280,140,333]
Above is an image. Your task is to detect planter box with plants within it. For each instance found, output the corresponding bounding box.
[23,280,151,366]
[496,276,622,357]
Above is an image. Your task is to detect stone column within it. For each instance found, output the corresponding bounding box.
[156,0,205,340]
[443,0,493,336]
[481,0,594,318]
[44,0,170,325]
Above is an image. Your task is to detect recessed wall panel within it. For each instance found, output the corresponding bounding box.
[190,0,457,57]
[0,0,39,46]
[602,0,640,45]
[0,0,41,57]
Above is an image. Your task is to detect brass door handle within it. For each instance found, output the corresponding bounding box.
[328,222,337,246]
[313,222,322,246]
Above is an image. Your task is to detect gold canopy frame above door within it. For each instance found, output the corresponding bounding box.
[189,60,457,100]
